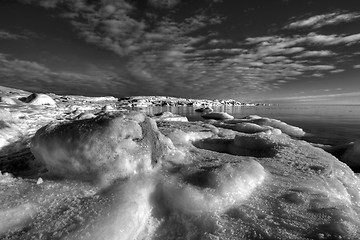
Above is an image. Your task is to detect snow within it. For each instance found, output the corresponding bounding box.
[153,111,188,122]
[30,112,179,187]
[211,115,306,137]
[19,93,57,106]
[0,96,360,239]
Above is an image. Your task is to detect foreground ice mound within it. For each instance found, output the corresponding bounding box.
[30,112,178,186]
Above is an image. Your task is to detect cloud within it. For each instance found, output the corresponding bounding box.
[0,53,126,96]
[330,69,345,74]
[285,12,360,29]
[0,30,27,40]
[353,64,360,69]
[12,1,360,100]
[147,0,180,9]
[265,92,360,104]
[294,50,336,58]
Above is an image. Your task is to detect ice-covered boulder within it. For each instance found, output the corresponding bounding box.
[153,111,188,122]
[201,112,234,120]
[30,112,179,186]
[19,93,56,106]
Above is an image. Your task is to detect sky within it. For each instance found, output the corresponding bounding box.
[0,0,360,104]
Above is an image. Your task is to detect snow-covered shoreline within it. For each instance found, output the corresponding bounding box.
[1,87,360,239]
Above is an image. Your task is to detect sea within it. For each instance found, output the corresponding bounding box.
[140,104,360,146]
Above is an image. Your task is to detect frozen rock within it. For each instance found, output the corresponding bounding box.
[19,93,56,106]
[153,111,188,122]
[201,112,234,120]
[30,112,179,186]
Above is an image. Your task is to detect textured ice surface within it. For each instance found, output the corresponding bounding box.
[1,104,360,240]
[30,112,179,186]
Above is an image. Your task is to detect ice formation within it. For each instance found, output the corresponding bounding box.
[211,115,306,137]
[153,111,188,122]
[341,140,360,169]
[0,101,360,240]
[201,112,234,120]
[30,112,179,186]
[19,93,56,106]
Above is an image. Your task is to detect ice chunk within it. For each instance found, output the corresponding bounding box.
[201,112,234,120]
[234,122,272,133]
[251,117,305,137]
[341,140,360,169]
[223,116,305,137]
[30,113,178,186]
[153,111,188,122]
[18,93,56,106]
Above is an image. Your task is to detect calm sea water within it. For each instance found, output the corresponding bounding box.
[141,104,360,146]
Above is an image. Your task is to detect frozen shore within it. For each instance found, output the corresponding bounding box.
[0,88,360,239]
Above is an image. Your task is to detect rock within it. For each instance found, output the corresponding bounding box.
[30,112,179,186]
[19,93,56,106]
[201,112,234,120]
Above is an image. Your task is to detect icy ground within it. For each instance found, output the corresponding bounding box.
[0,92,360,240]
